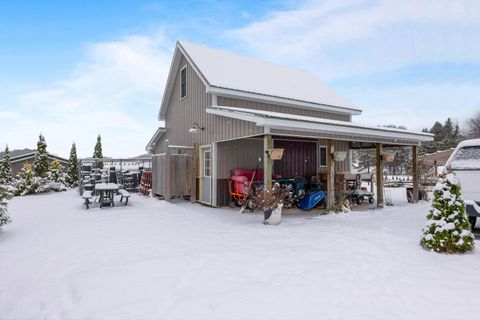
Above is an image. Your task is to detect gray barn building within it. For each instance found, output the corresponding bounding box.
[146,41,433,209]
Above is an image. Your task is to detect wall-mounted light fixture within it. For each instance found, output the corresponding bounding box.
[188,122,205,134]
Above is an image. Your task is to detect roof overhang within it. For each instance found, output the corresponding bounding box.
[145,127,166,152]
[206,106,434,145]
[207,86,362,116]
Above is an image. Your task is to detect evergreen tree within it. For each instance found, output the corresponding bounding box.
[66,143,79,187]
[92,135,103,169]
[420,172,475,253]
[14,162,40,196]
[33,134,49,177]
[0,185,12,230]
[354,149,376,172]
[0,145,13,185]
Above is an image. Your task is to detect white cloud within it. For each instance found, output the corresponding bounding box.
[349,82,480,130]
[225,0,480,128]
[1,33,173,158]
[227,0,480,79]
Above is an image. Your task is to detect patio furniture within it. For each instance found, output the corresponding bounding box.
[82,190,93,209]
[95,183,119,208]
[123,174,135,191]
[118,189,130,205]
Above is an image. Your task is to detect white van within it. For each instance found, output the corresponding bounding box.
[445,138,480,228]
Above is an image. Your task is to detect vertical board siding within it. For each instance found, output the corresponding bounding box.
[160,55,264,151]
[216,138,264,179]
[273,140,317,178]
[217,96,351,122]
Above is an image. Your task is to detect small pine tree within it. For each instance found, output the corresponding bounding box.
[0,145,13,185]
[33,134,49,177]
[92,135,103,169]
[0,185,12,230]
[14,161,40,196]
[66,143,79,187]
[420,172,475,253]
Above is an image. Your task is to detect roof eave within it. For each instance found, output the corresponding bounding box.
[207,86,362,116]
[145,127,166,152]
[206,106,433,144]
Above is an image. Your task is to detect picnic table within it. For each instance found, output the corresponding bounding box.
[95,183,119,208]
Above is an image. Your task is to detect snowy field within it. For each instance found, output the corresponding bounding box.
[1,189,479,320]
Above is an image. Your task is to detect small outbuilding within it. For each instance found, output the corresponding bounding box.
[147,41,433,209]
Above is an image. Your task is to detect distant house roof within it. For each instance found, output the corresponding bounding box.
[0,148,34,160]
[158,41,361,121]
[0,149,68,164]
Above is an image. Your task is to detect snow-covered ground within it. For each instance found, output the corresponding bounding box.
[1,189,479,320]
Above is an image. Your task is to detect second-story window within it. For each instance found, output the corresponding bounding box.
[180,65,187,99]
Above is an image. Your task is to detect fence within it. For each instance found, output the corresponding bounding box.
[152,146,194,200]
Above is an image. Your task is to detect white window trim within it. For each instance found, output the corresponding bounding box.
[318,145,327,168]
[180,65,187,100]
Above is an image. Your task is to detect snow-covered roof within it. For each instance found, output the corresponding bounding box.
[145,127,166,152]
[456,138,480,148]
[180,41,359,111]
[158,41,361,120]
[206,105,434,144]
[7,151,68,164]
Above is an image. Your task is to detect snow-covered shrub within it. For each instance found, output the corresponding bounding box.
[0,185,12,229]
[14,162,41,196]
[420,172,475,253]
[43,159,67,192]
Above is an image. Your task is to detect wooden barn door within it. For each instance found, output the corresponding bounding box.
[274,140,317,179]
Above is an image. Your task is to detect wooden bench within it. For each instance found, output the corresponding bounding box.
[118,189,130,206]
[82,190,93,209]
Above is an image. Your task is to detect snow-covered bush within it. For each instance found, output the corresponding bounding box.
[43,159,67,192]
[0,185,12,230]
[14,162,41,196]
[420,172,475,253]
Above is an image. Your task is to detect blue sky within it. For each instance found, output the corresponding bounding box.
[1,0,479,157]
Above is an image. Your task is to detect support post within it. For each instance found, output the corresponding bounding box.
[191,143,197,203]
[326,139,335,211]
[412,145,419,203]
[376,143,384,208]
[263,134,273,191]
[164,145,171,200]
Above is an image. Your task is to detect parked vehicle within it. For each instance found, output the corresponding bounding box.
[445,138,480,228]
[297,177,326,211]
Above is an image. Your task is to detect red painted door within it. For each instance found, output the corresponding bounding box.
[273,140,317,179]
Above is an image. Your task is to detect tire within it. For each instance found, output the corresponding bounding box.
[356,197,363,205]
[368,197,374,204]
[469,216,477,229]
